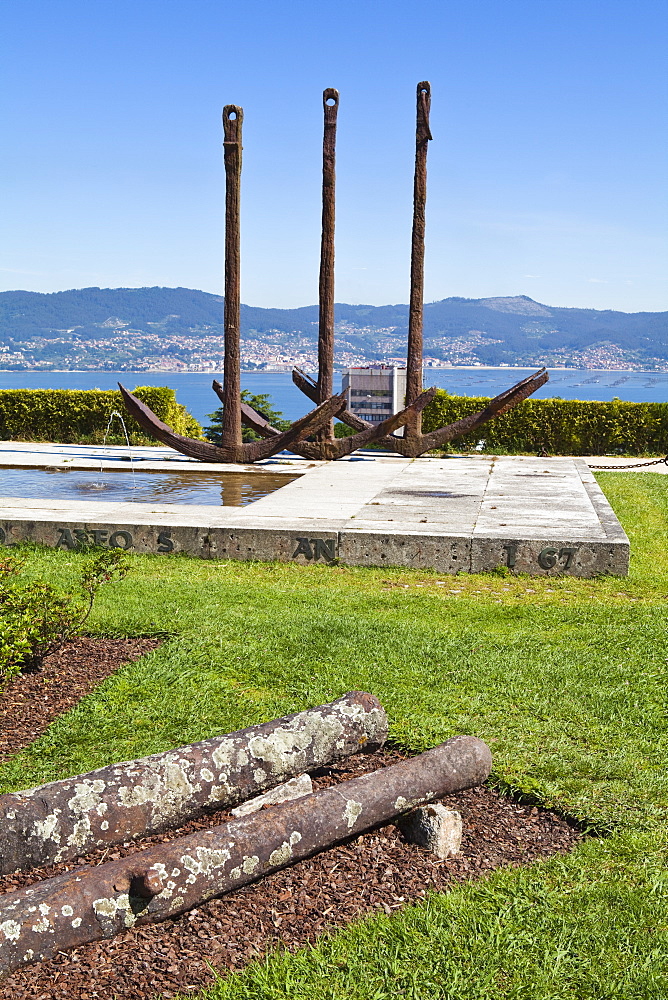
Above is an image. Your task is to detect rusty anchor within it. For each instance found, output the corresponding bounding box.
[119,102,348,461]
[120,84,547,462]
[290,82,548,456]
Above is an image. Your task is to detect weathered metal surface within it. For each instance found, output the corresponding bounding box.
[394,86,548,456]
[322,387,438,459]
[118,382,347,463]
[0,692,387,876]
[232,388,349,456]
[118,101,350,465]
[404,81,432,451]
[118,382,241,462]
[293,368,370,432]
[317,88,339,444]
[247,371,438,460]
[288,82,547,459]
[213,380,346,461]
[283,89,439,459]
[221,104,244,453]
[292,368,432,447]
[0,736,491,976]
[292,367,537,460]
[292,363,542,458]
[417,367,549,452]
[236,396,281,437]
[235,394,320,461]
[119,84,548,464]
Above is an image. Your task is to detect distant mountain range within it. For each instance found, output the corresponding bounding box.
[0,286,666,371]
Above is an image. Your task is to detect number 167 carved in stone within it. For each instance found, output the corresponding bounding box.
[503,544,577,571]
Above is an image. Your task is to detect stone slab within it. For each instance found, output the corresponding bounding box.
[0,441,317,475]
[0,455,629,577]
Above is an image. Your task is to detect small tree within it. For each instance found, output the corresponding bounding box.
[204,391,291,444]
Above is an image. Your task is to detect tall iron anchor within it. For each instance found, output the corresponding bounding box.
[236,88,438,460]
[119,104,347,461]
[292,82,548,456]
[120,84,548,462]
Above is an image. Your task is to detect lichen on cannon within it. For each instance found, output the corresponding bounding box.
[0,692,387,876]
[0,736,492,976]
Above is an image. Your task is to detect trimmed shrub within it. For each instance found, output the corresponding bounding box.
[0,387,202,445]
[0,548,129,685]
[422,390,668,455]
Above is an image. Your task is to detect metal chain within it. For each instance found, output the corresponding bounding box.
[589,455,668,470]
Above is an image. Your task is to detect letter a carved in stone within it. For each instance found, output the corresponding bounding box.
[293,537,314,560]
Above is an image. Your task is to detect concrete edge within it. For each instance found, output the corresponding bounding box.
[576,459,631,544]
[0,511,630,577]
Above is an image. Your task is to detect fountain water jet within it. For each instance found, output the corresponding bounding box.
[94,410,137,491]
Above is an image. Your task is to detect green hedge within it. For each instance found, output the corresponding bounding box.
[421,390,668,455]
[0,387,203,445]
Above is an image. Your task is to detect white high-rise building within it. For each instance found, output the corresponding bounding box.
[341,366,407,431]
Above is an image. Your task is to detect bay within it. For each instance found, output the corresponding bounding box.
[0,368,666,427]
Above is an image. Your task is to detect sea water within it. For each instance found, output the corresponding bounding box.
[0,369,666,427]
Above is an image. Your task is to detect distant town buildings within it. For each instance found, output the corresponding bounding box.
[0,323,665,373]
[1,289,665,372]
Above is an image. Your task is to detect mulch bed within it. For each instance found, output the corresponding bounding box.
[0,642,582,1000]
[0,636,161,764]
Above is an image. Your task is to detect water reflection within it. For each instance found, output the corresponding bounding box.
[0,467,299,506]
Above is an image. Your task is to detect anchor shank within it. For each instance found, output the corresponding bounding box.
[317,88,339,441]
[222,105,244,454]
[405,81,432,446]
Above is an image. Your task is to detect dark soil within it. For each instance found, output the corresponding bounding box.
[0,636,161,764]
[0,746,582,1000]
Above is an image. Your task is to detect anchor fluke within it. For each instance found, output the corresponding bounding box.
[119,382,348,464]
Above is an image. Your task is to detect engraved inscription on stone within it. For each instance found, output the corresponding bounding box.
[502,542,517,568]
[292,537,336,562]
[56,528,91,550]
[55,527,134,550]
[503,543,579,571]
[537,546,577,570]
[157,531,174,553]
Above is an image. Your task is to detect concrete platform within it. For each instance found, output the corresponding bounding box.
[0,455,629,576]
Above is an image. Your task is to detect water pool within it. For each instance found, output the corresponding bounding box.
[0,466,299,506]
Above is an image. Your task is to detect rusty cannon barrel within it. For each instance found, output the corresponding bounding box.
[0,735,491,976]
[0,692,387,876]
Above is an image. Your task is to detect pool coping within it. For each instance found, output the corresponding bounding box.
[0,454,629,577]
[0,441,317,474]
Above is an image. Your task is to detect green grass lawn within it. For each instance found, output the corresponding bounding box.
[1,471,667,998]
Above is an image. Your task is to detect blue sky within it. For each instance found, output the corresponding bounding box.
[1,0,666,312]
